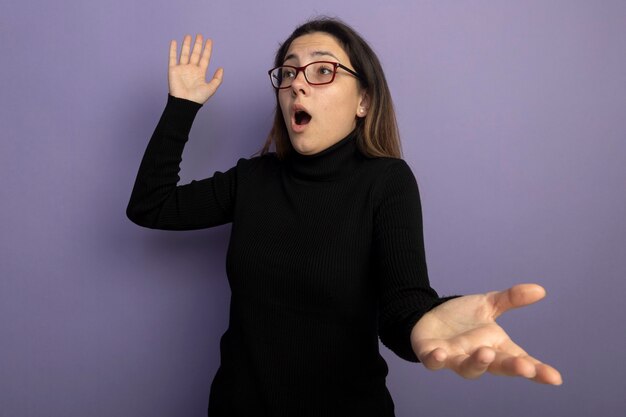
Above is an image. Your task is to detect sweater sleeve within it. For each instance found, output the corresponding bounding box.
[373,159,459,362]
[126,94,237,230]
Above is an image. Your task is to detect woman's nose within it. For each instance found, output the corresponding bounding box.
[290,70,309,93]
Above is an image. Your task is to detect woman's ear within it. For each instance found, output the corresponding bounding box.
[357,92,370,118]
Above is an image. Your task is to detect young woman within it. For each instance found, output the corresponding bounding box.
[127,17,562,417]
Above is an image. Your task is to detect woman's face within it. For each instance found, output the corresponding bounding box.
[278,32,368,155]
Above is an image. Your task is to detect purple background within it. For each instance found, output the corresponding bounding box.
[2,1,625,416]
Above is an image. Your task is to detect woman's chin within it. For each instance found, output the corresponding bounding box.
[289,137,318,155]
[293,147,317,156]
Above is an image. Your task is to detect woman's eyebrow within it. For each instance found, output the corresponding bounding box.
[284,50,342,62]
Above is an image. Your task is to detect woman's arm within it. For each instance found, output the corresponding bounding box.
[126,34,234,230]
[373,159,456,361]
[126,94,236,230]
[373,160,562,384]
[374,161,562,385]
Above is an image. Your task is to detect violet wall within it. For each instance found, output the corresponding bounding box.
[1,1,625,416]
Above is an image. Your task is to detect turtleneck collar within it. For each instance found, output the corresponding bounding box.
[285,130,363,182]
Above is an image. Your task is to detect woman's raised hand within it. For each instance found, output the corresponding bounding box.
[411,283,563,385]
[168,34,223,105]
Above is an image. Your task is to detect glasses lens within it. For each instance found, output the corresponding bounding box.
[305,62,335,85]
[270,67,294,88]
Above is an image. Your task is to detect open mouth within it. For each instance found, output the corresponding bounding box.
[295,110,312,125]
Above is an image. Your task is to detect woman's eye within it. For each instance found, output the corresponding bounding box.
[318,66,333,75]
[282,69,296,78]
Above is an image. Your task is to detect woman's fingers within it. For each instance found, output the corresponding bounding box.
[422,345,497,379]
[205,67,224,96]
[189,34,203,65]
[492,353,537,378]
[489,283,546,319]
[199,38,213,73]
[169,39,177,67]
[457,347,496,379]
[420,347,448,371]
[532,362,563,385]
[487,349,562,385]
[180,34,192,65]
[451,350,562,384]
[419,341,562,385]
[170,34,213,69]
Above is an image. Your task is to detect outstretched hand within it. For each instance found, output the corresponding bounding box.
[411,283,562,385]
[169,34,223,105]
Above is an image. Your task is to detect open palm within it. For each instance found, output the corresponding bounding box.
[168,34,223,104]
[411,283,562,385]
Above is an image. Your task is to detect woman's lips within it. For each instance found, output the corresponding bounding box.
[291,104,312,133]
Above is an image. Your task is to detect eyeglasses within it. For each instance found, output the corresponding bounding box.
[268,61,361,89]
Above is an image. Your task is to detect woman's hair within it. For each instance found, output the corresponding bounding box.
[259,16,402,159]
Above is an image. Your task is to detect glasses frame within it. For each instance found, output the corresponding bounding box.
[268,61,361,89]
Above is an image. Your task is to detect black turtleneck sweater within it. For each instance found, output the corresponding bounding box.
[127,95,454,417]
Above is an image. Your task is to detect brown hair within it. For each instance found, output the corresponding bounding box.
[259,16,402,159]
